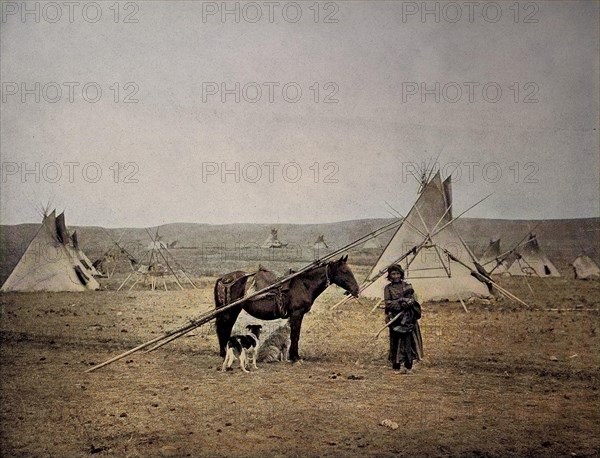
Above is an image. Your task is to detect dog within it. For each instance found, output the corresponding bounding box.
[257,322,291,363]
[222,324,262,373]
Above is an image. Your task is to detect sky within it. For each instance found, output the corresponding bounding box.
[1,0,598,227]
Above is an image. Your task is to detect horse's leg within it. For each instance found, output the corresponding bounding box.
[215,306,242,357]
[288,312,305,362]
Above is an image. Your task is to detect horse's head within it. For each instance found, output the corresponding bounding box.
[328,255,360,297]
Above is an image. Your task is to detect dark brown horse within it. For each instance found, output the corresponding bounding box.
[214,255,360,361]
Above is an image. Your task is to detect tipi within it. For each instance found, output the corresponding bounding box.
[480,239,510,275]
[506,233,561,277]
[261,228,287,249]
[1,211,100,292]
[571,255,600,280]
[361,172,493,302]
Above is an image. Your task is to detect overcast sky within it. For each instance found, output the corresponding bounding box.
[1,0,598,227]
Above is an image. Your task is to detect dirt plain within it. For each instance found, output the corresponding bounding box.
[1,274,599,457]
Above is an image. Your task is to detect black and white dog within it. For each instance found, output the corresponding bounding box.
[222,324,262,373]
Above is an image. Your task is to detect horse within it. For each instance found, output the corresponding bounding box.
[214,255,360,361]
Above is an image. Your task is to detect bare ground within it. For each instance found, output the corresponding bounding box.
[1,276,599,457]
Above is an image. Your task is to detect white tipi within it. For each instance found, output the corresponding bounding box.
[261,228,287,249]
[571,255,600,280]
[506,233,561,277]
[1,211,100,292]
[361,172,493,302]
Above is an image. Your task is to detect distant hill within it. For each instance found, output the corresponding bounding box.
[1,217,598,285]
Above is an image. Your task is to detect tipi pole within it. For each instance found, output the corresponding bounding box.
[146,229,185,290]
[414,207,468,313]
[179,269,198,289]
[384,201,428,241]
[86,260,322,371]
[486,224,541,274]
[330,244,421,310]
[509,239,563,301]
[438,246,531,308]
[163,245,198,288]
[100,228,139,267]
[516,255,546,296]
[452,281,469,313]
[413,206,451,277]
[84,329,198,373]
[370,298,383,313]
[330,295,352,310]
[524,275,535,296]
[128,275,142,291]
[455,232,478,265]
[358,197,451,298]
[428,193,493,241]
[386,197,453,243]
[333,195,458,311]
[117,272,133,292]
[145,327,191,352]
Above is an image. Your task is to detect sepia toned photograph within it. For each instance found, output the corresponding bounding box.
[1,1,598,456]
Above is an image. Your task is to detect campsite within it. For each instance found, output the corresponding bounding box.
[2,1,599,456]
[1,203,599,456]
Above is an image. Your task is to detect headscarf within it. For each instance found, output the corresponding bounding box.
[386,264,405,280]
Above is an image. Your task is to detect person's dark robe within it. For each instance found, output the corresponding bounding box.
[384,281,423,364]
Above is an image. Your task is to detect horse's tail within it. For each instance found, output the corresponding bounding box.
[214,278,224,309]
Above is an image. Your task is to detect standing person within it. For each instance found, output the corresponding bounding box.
[384,265,422,374]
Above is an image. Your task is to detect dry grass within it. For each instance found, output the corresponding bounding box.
[1,276,599,457]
